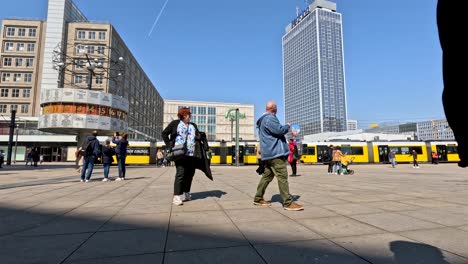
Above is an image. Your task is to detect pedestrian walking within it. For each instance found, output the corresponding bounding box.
[25,151,32,166]
[101,139,115,181]
[388,149,396,168]
[431,151,439,164]
[162,107,212,206]
[0,150,4,168]
[332,146,343,175]
[410,149,419,168]
[31,148,40,167]
[80,130,101,182]
[288,138,299,176]
[253,101,304,211]
[112,132,129,181]
[326,145,334,174]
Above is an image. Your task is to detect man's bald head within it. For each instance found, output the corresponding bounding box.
[266,101,277,113]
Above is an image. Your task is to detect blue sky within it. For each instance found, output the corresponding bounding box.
[0,0,444,128]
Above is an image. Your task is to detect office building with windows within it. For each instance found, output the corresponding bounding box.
[1,0,163,140]
[0,19,46,117]
[283,0,347,137]
[163,100,255,142]
[0,0,163,162]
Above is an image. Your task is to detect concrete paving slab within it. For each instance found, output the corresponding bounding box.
[68,229,167,261]
[399,227,468,258]
[224,208,289,224]
[0,233,91,264]
[166,223,248,252]
[298,216,384,238]
[64,253,164,264]
[235,219,322,244]
[100,212,170,231]
[349,212,443,232]
[323,203,386,215]
[164,246,264,264]
[272,204,338,220]
[255,239,370,264]
[333,233,467,264]
[361,201,422,212]
[399,208,468,226]
[169,210,232,227]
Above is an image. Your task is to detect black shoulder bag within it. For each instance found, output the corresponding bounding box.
[166,125,188,161]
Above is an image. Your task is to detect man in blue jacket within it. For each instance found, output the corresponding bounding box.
[80,130,101,182]
[253,101,304,211]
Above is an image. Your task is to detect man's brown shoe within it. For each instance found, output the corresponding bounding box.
[284,202,304,211]
[253,199,271,206]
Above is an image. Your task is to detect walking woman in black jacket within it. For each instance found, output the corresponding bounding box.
[162,107,212,206]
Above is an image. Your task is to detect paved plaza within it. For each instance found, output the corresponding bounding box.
[0,163,468,263]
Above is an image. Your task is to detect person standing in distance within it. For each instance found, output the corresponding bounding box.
[112,132,129,181]
[253,101,304,211]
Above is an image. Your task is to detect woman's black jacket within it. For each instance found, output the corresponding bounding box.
[162,120,212,180]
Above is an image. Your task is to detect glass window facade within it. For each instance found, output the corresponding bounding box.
[283,7,347,137]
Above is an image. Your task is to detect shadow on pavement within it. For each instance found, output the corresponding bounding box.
[390,240,450,264]
[191,190,227,200]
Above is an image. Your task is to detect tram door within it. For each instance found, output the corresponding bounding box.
[435,145,448,162]
[231,145,244,165]
[220,141,228,164]
[317,145,328,164]
[378,145,390,163]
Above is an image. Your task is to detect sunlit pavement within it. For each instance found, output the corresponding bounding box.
[0,163,468,263]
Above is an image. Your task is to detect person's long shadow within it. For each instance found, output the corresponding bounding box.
[190,190,227,200]
[390,240,449,264]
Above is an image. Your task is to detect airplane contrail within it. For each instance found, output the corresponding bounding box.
[148,0,171,37]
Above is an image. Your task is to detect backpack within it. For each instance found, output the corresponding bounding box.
[81,139,94,156]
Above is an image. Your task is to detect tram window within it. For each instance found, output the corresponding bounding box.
[211,147,220,155]
[341,147,351,154]
[447,146,458,154]
[306,147,315,155]
[351,147,363,155]
[413,147,423,154]
[390,147,399,154]
[244,147,256,155]
[400,147,410,154]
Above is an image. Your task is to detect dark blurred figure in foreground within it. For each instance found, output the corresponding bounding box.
[437,0,467,167]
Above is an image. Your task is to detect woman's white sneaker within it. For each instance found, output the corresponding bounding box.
[173,195,183,206]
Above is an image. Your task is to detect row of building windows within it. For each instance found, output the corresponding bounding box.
[1,72,33,83]
[73,75,103,84]
[0,104,29,113]
[2,57,34,67]
[178,105,216,115]
[3,42,35,52]
[191,116,216,124]
[76,30,106,41]
[4,27,37,37]
[75,44,106,55]
[0,88,30,98]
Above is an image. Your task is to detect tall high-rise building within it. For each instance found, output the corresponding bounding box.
[283,0,347,137]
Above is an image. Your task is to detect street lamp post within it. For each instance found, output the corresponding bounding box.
[13,124,19,163]
[235,108,239,167]
[6,109,16,165]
